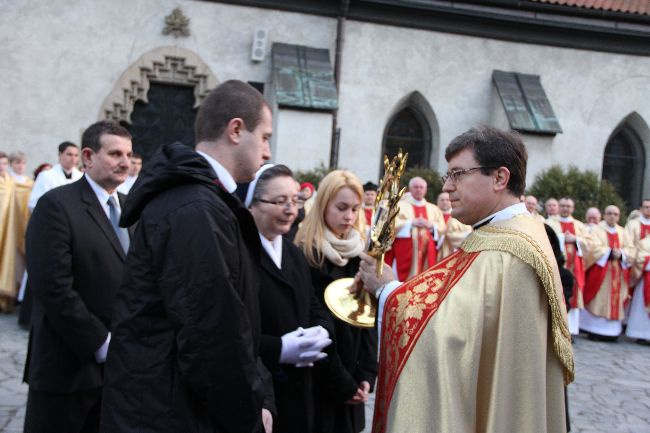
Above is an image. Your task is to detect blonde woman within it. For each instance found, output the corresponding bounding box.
[295,170,377,433]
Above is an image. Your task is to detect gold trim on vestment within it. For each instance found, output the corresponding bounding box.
[461,222,575,384]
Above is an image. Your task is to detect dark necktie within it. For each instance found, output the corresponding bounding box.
[107,196,130,253]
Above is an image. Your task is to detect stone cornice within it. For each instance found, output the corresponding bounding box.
[205,0,650,56]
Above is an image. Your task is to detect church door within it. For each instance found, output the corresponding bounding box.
[124,82,197,165]
[382,106,431,171]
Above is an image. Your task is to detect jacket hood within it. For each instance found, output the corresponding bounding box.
[121,142,218,226]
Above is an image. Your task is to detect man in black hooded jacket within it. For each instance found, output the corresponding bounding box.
[100,80,275,433]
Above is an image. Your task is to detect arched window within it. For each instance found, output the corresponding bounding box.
[602,125,645,208]
[382,106,431,170]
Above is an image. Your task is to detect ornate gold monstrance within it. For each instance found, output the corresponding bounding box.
[324,151,408,328]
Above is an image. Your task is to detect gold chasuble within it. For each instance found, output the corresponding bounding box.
[0,173,18,311]
[373,215,574,433]
[13,176,33,277]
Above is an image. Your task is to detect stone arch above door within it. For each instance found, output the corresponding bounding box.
[99,46,218,123]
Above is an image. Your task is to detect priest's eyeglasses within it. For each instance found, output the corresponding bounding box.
[441,166,497,184]
[258,197,305,209]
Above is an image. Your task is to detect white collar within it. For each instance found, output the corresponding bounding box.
[259,233,283,269]
[473,202,529,228]
[196,151,237,193]
[85,174,120,211]
[8,169,27,183]
[559,216,574,223]
[410,197,427,206]
[640,215,650,225]
[603,223,618,234]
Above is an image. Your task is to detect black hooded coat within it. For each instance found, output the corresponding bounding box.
[100,143,273,433]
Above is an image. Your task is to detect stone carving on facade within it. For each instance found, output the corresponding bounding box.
[163,7,190,38]
[100,47,218,123]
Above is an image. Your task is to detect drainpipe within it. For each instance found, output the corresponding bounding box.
[329,0,349,169]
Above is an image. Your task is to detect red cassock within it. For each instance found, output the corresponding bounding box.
[385,204,437,282]
[561,221,585,309]
[583,231,629,320]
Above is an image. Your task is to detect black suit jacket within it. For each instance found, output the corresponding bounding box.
[258,239,332,433]
[24,176,131,392]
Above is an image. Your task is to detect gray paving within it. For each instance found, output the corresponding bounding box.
[1,311,649,432]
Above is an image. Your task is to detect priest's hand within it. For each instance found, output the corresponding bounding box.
[357,252,396,296]
[262,408,273,433]
[564,232,577,243]
[345,381,371,404]
[610,248,622,260]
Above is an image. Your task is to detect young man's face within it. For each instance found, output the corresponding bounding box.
[11,158,26,175]
[641,200,650,219]
[59,146,80,172]
[559,199,574,218]
[363,190,377,207]
[436,192,451,212]
[235,106,272,182]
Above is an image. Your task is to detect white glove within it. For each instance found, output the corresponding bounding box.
[280,326,332,367]
[295,326,332,367]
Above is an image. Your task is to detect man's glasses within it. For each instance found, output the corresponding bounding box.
[257,197,304,209]
[441,166,497,184]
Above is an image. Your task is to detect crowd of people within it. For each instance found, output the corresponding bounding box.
[0,79,647,433]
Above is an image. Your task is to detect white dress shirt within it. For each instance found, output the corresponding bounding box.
[196,150,237,193]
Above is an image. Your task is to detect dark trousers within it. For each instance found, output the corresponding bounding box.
[24,387,102,433]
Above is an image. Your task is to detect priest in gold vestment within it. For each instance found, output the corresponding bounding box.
[580,206,635,338]
[9,152,34,287]
[0,152,18,312]
[358,127,573,433]
[435,192,472,261]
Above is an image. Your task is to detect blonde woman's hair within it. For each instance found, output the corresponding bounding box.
[295,170,365,267]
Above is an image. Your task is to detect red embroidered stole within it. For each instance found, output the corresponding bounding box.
[641,224,650,241]
[412,204,436,274]
[583,231,628,319]
[364,207,374,226]
[372,250,479,433]
[443,213,451,224]
[560,221,585,307]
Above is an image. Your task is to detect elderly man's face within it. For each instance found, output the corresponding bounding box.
[559,199,574,218]
[409,179,427,201]
[545,199,558,216]
[603,206,620,227]
[442,149,496,226]
[585,209,601,225]
[525,196,538,214]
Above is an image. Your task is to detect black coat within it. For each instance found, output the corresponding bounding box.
[100,143,273,433]
[24,176,130,393]
[257,239,332,433]
[310,257,378,433]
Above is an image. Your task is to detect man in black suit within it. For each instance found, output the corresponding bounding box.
[23,121,133,433]
[101,80,275,433]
